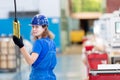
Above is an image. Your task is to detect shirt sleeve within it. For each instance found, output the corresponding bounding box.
[32,40,42,55]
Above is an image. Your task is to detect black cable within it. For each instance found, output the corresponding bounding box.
[14,0,17,22]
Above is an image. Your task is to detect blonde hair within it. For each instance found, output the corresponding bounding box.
[48,30,55,39]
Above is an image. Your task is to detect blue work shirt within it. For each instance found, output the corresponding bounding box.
[30,37,57,80]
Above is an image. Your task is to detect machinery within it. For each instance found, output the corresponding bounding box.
[89,9,120,80]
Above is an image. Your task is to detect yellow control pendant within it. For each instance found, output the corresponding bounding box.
[13,21,20,38]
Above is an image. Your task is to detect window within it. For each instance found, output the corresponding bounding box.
[115,22,120,33]
[9,11,39,18]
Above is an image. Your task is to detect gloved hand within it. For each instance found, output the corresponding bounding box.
[12,35,24,48]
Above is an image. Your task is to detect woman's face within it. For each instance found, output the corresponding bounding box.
[31,25,45,38]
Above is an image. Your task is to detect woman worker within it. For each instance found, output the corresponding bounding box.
[12,14,57,80]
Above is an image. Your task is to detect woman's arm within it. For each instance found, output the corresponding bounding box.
[12,36,39,65]
[20,46,39,65]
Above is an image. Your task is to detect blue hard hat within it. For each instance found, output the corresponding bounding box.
[30,14,49,26]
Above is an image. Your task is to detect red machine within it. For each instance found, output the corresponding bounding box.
[88,53,108,70]
[83,41,120,80]
[87,53,120,80]
[89,69,120,80]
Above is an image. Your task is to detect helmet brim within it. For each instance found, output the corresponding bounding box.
[28,24,40,26]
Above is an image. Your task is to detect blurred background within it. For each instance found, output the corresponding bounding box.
[0,0,120,80]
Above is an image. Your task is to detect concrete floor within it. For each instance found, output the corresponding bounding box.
[55,54,87,80]
[0,42,87,80]
[0,53,87,80]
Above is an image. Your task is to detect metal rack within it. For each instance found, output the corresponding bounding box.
[0,36,21,72]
